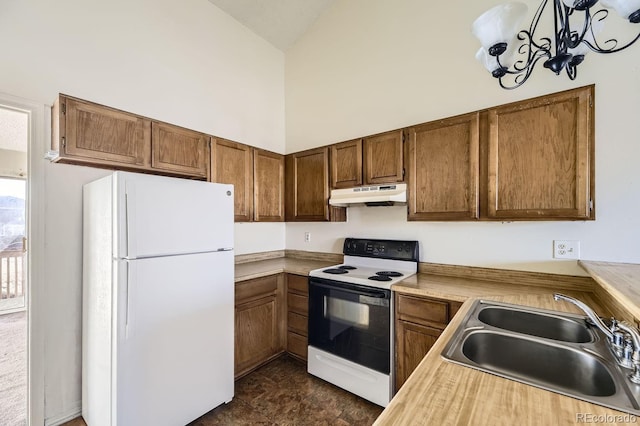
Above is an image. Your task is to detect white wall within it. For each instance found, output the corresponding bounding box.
[285,0,640,276]
[0,0,285,422]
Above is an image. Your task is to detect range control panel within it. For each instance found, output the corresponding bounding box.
[343,238,419,262]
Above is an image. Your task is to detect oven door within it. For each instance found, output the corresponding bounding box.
[308,277,391,374]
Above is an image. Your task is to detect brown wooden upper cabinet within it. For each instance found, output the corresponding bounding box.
[406,113,480,221]
[51,94,209,180]
[151,122,209,179]
[363,129,404,184]
[211,139,284,222]
[285,147,346,222]
[211,138,254,221]
[286,147,329,221]
[52,95,152,169]
[253,148,285,222]
[485,85,594,220]
[330,139,363,189]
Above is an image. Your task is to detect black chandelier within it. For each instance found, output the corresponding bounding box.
[472,0,640,89]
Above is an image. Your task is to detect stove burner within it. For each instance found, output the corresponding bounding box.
[376,271,403,277]
[368,275,392,282]
[323,268,349,274]
[338,265,357,270]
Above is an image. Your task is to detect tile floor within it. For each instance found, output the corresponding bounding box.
[64,355,383,426]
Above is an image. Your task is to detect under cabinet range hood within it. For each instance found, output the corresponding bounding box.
[329,183,407,207]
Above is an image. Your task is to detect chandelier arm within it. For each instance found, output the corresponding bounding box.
[498,54,553,89]
[492,0,553,78]
[584,31,640,53]
[530,0,551,36]
[554,0,569,55]
[568,8,593,49]
[495,30,551,75]
[504,46,551,74]
[566,62,578,80]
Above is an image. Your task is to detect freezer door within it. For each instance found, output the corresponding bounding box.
[114,172,234,259]
[114,252,234,426]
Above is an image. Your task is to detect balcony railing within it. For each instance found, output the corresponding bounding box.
[1,250,25,300]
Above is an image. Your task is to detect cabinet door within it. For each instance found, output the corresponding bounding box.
[234,274,285,378]
[395,320,443,391]
[486,85,594,219]
[151,122,209,178]
[254,149,285,222]
[211,139,254,222]
[330,139,363,189]
[285,147,330,221]
[364,129,404,184]
[407,113,479,220]
[235,296,279,378]
[62,96,151,167]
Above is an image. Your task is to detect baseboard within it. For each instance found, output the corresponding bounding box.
[45,407,82,426]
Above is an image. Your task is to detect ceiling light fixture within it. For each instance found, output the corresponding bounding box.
[472,0,640,89]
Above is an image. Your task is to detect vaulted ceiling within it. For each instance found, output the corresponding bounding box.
[208,0,336,51]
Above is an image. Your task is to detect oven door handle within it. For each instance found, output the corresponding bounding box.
[310,281,388,299]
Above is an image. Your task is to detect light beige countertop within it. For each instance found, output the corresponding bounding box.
[377,261,640,425]
[234,257,336,282]
[391,273,571,302]
[580,260,640,321]
[374,291,631,425]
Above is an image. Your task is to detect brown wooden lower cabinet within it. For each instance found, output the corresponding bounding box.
[395,320,443,390]
[287,330,308,360]
[234,274,285,379]
[286,273,309,361]
[395,293,463,391]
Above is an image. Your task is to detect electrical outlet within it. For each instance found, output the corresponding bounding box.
[553,240,580,259]
[304,232,311,243]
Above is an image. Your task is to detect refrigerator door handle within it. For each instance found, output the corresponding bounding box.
[125,261,131,338]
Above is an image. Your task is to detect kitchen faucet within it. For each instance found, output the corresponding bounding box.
[553,294,613,339]
[554,293,640,384]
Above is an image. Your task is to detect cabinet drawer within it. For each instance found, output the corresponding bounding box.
[287,293,308,315]
[287,311,308,336]
[287,331,308,360]
[287,274,308,295]
[236,275,278,303]
[397,294,448,325]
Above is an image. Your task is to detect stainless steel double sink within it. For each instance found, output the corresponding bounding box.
[442,300,640,415]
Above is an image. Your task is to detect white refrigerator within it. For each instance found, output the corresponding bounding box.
[82,171,234,426]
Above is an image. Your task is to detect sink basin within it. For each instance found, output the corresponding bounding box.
[442,299,640,415]
[477,306,592,343]
[462,331,615,396]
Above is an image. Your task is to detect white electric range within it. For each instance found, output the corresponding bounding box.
[307,238,419,407]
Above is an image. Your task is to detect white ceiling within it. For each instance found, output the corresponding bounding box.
[208,0,336,51]
[0,107,28,153]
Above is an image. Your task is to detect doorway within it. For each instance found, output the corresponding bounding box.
[0,105,28,426]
